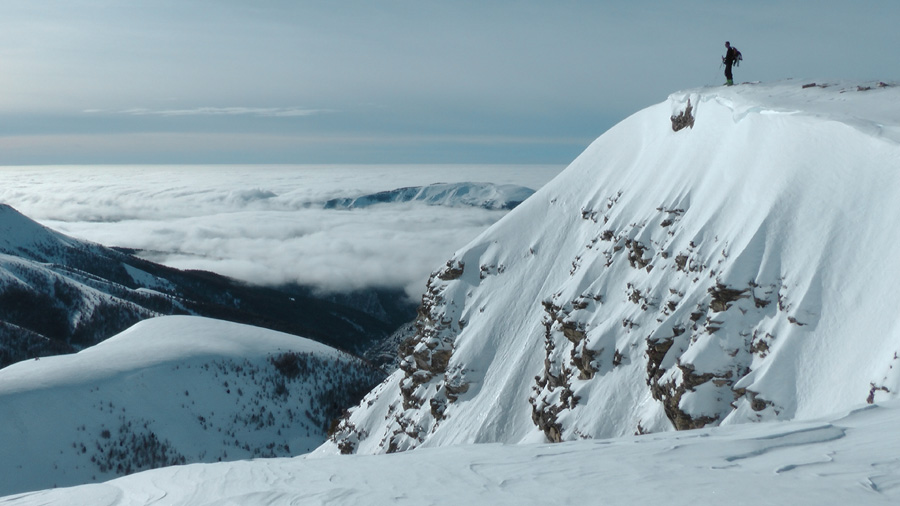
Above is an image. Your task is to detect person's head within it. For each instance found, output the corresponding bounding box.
[725,41,731,48]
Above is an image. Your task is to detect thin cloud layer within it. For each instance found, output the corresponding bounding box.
[115,107,328,118]
[0,165,562,298]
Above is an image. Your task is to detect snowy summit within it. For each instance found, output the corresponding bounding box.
[324,80,900,453]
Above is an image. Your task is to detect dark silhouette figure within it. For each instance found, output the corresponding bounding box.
[723,41,737,86]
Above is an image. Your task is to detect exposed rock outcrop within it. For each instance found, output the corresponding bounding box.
[670,98,695,131]
[330,260,471,453]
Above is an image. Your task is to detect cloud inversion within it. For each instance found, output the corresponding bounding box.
[0,165,562,298]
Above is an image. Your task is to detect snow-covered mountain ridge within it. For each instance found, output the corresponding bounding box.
[323,80,900,454]
[323,182,534,210]
[0,316,384,496]
[0,204,413,368]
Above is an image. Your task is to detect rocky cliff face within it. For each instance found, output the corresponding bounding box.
[329,259,470,453]
[323,81,900,454]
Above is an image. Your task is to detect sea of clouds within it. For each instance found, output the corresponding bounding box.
[0,165,562,298]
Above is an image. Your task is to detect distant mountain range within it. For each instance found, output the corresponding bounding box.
[323,182,534,210]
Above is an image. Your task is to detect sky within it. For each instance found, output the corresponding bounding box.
[0,1,898,165]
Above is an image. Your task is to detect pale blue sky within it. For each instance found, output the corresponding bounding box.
[0,1,897,165]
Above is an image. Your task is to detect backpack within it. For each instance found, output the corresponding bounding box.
[733,46,743,67]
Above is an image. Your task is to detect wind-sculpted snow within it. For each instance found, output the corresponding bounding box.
[324,80,900,454]
[0,316,384,496]
[323,182,535,210]
[5,401,900,505]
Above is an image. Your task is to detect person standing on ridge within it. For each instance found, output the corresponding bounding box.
[722,41,736,86]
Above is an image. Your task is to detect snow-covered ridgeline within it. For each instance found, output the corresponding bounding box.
[323,80,900,454]
[0,316,384,496]
[323,182,535,210]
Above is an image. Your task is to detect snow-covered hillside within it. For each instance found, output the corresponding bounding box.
[0,316,383,496]
[323,182,534,210]
[323,80,900,454]
[5,400,900,504]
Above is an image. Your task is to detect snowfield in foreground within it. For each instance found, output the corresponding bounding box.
[0,316,383,496]
[4,400,900,505]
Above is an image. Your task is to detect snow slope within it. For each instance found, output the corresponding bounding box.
[323,80,900,454]
[4,400,900,505]
[0,316,383,496]
[323,182,535,210]
[0,203,90,257]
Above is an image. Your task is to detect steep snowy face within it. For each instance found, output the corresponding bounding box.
[324,81,900,454]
